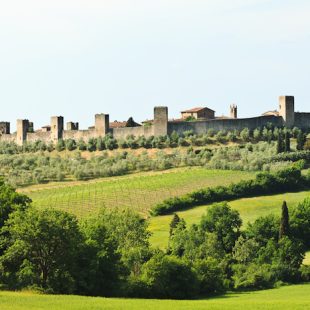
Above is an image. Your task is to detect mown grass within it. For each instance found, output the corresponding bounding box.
[19,168,254,217]
[0,284,309,310]
[149,190,310,248]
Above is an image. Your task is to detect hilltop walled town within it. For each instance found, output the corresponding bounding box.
[0,95,309,145]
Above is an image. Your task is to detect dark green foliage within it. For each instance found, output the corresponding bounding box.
[297,131,306,150]
[151,168,309,216]
[65,139,77,151]
[0,208,82,293]
[77,217,124,296]
[87,138,97,152]
[96,138,105,151]
[55,139,65,152]
[272,237,305,282]
[140,252,199,299]
[232,263,274,290]
[169,213,181,238]
[290,198,310,248]
[279,201,290,239]
[200,203,242,253]
[267,150,310,164]
[193,258,226,294]
[246,214,279,246]
[77,139,87,151]
[94,209,151,276]
[277,132,285,154]
[0,179,31,229]
[284,131,291,152]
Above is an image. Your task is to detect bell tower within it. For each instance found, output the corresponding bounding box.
[230,104,237,119]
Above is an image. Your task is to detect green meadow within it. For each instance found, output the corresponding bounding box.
[0,284,309,310]
[149,190,310,248]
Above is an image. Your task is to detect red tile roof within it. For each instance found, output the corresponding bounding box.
[109,121,127,129]
[181,107,215,113]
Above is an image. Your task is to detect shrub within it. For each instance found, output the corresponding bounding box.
[193,258,226,294]
[141,252,199,299]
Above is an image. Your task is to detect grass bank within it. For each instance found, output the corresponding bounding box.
[0,284,309,310]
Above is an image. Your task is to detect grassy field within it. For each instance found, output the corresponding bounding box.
[149,190,310,248]
[0,284,309,310]
[18,168,254,217]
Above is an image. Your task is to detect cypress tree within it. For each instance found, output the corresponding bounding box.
[284,131,291,152]
[168,214,186,254]
[169,213,181,238]
[296,131,306,150]
[279,201,290,239]
[277,132,284,154]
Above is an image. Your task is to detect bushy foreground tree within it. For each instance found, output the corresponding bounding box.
[0,208,82,292]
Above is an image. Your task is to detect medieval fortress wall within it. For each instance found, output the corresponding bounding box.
[0,96,309,146]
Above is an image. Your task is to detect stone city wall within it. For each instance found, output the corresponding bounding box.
[27,132,52,143]
[63,129,97,141]
[168,115,283,135]
[294,113,310,130]
[112,124,154,139]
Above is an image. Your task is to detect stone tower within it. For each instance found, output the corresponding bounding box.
[16,119,30,146]
[279,96,295,127]
[95,114,109,136]
[0,122,10,134]
[153,106,168,136]
[66,122,79,131]
[230,104,237,119]
[51,116,64,142]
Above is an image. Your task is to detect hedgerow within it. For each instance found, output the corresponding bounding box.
[150,168,310,216]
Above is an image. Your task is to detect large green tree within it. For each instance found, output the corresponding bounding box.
[0,208,82,292]
[200,202,242,253]
[77,216,125,296]
[141,252,199,299]
[95,208,151,276]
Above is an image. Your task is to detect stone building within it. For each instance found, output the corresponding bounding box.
[0,96,309,145]
[181,107,215,120]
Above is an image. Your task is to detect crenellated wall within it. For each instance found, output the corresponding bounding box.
[0,96,309,145]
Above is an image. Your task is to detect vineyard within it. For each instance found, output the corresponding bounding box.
[19,168,254,217]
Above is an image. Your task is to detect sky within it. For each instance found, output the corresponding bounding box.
[0,0,309,130]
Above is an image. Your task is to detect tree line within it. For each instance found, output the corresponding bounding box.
[1,141,309,187]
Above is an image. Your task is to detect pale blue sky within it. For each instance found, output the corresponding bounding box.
[0,0,309,130]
